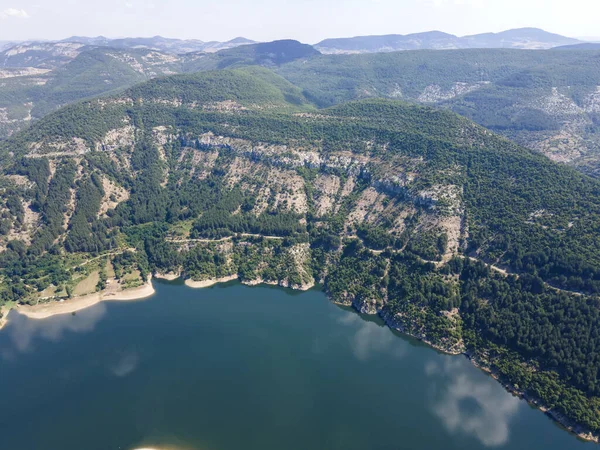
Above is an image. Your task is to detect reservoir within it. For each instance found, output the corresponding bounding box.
[0,281,592,450]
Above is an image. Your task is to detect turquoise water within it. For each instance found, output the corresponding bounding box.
[0,281,592,450]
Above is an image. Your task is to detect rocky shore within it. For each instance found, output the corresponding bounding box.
[333,291,599,443]
[242,278,315,291]
[466,352,599,444]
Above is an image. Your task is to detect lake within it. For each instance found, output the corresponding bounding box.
[0,281,592,450]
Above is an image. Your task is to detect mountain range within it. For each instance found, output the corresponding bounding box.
[0,27,586,68]
[0,36,258,70]
[60,35,257,54]
[315,28,582,53]
[2,35,600,179]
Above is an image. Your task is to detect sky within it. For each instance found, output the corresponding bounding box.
[0,0,599,44]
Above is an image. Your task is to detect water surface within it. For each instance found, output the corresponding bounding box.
[0,281,592,450]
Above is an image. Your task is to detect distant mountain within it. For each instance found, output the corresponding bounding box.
[61,35,256,54]
[0,41,19,52]
[462,28,581,49]
[227,40,320,64]
[553,43,600,50]
[315,28,582,54]
[316,31,463,53]
[0,36,256,69]
[199,37,257,53]
[184,40,320,72]
[92,36,207,53]
[0,42,86,69]
[61,36,112,46]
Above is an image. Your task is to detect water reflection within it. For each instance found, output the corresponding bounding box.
[338,313,408,361]
[426,358,521,447]
[110,352,139,377]
[1,304,106,357]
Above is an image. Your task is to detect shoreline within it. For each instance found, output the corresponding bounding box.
[0,305,10,330]
[154,272,181,281]
[242,278,315,291]
[1,276,597,442]
[339,300,599,443]
[183,275,315,291]
[13,276,155,321]
[466,352,599,444]
[184,274,238,288]
[387,317,599,443]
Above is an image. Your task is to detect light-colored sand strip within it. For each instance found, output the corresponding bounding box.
[16,276,155,320]
[184,275,238,288]
[154,272,181,281]
[0,305,10,330]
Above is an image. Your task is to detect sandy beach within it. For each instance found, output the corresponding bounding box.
[15,276,155,321]
[184,275,238,288]
[154,272,181,281]
[0,305,10,330]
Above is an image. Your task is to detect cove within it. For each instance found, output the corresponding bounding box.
[0,281,592,450]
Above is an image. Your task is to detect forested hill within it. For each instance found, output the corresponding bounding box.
[0,40,318,139]
[3,40,600,180]
[1,67,600,438]
[275,49,600,177]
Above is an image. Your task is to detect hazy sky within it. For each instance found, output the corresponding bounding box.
[0,0,598,43]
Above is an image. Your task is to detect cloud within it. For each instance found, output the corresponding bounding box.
[110,352,139,377]
[1,304,107,358]
[338,313,408,361]
[0,8,30,19]
[425,358,521,447]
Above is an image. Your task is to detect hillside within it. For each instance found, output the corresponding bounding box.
[182,40,321,72]
[315,27,581,53]
[0,37,257,138]
[1,67,600,438]
[0,47,183,138]
[276,49,600,176]
[0,40,316,139]
[0,42,86,69]
[3,40,600,180]
[1,36,255,68]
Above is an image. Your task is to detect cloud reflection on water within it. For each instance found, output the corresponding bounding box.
[110,352,139,377]
[338,313,408,361]
[426,358,521,447]
[1,304,106,357]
